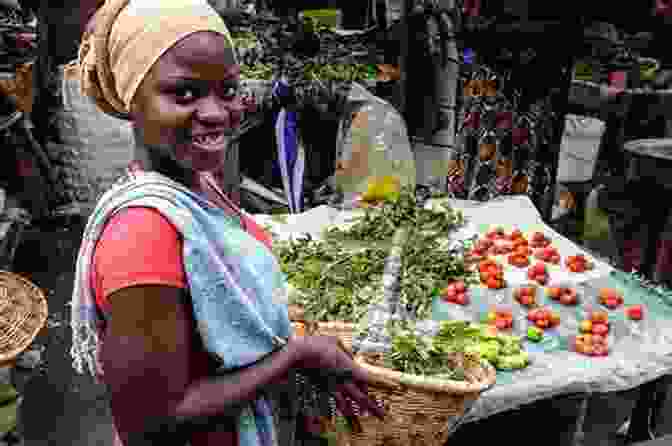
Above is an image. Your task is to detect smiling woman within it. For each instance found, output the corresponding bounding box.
[70,1,385,446]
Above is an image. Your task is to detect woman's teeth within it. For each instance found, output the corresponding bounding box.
[193,133,225,146]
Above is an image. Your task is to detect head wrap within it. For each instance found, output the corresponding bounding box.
[78,0,237,120]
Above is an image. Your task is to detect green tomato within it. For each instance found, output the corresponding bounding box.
[465,341,501,364]
[496,351,530,370]
[527,326,544,343]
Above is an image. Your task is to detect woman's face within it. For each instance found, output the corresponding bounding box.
[131,31,244,173]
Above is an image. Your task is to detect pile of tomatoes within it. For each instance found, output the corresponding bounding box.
[527,262,550,285]
[486,308,514,330]
[527,307,561,330]
[598,287,623,309]
[573,310,611,357]
[565,254,594,273]
[547,286,579,306]
[441,280,470,305]
[530,231,551,248]
[514,286,538,307]
[534,246,561,264]
[478,259,506,289]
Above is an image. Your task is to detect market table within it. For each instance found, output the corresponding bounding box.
[254,195,672,445]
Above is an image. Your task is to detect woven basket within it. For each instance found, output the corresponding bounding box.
[290,319,355,351]
[336,352,496,446]
[289,304,356,351]
[0,271,47,364]
[314,321,356,352]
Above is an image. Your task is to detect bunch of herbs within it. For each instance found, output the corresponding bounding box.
[273,235,387,322]
[383,320,482,379]
[324,187,465,243]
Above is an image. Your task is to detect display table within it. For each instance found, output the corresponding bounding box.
[254,195,672,444]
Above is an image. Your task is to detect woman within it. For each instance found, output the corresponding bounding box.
[69,1,384,445]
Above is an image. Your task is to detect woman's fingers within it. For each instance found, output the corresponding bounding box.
[333,390,352,416]
[341,381,385,420]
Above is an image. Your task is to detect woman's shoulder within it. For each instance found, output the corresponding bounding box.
[101,207,181,244]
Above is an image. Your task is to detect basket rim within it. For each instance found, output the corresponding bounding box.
[356,354,496,394]
[0,270,48,362]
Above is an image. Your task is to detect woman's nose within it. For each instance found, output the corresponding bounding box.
[196,95,243,125]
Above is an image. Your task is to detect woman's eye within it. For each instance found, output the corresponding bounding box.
[220,85,240,99]
[174,87,199,102]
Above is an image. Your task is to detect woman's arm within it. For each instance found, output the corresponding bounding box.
[101,285,383,444]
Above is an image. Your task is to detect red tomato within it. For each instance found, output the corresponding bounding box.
[560,294,575,305]
[626,305,644,320]
[455,282,466,293]
[486,277,499,289]
[455,294,468,305]
[591,334,606,345]
[591,323,609,336]
[536,318,550,329]
[495,319,509,330]
[605,298,619,309]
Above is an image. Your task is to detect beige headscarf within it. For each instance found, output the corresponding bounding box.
[78,0,237,120]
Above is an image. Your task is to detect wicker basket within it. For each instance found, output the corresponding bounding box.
[336,352,496,446]
[314,321,356,352]
[289,304,356,351]
[290,319,355,351]
[0,271,47,364]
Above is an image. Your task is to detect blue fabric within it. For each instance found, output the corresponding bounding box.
[80,171,290,446]
[272,78,304,213]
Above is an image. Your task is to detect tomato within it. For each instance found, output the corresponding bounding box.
[495,319,509,330]
[533,262,546,274]
[560,294,575,305]
[626,305,644,320]
[536,318,550,329]
[591,334,606,345]
[550,255,561,264]
[455,294,468,305]
[605,298,620,309]
[592,345,609,357]
[549,313,561,326]
[535,274,548,285]
[591,323,609,336]
[455,282,466,293]
[486,277,500,289]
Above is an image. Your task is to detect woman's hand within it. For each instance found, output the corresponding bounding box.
[290,336,385,420]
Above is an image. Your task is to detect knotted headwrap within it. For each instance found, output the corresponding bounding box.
[78,0,237,120]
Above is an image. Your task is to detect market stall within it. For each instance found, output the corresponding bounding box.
[254,190,672,444]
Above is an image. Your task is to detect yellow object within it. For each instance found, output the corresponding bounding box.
[361,176,401,203]
[78,0,236,119]
[580,320,592,333]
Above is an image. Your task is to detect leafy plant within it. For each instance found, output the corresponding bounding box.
[274,235,387,322]
[324,187,465,243]
[383,320,482,379]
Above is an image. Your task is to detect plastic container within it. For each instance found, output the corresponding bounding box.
[412,141,453,191]
[557,115,606,183]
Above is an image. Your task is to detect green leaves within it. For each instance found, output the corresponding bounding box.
[273,236,386,322]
